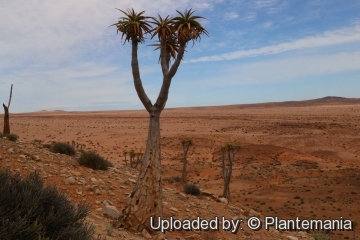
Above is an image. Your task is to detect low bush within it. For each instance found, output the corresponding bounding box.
[0,169,94,239]
[184,183,201,196]
[50,141,76,156]
[78,151,113,170]
[5,133,19,142]
[164,176,182,183]
[311,232,331,240]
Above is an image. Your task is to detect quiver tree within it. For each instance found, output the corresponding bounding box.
[221,144,241,201]
[181,138,193,184]
[123,150,128,166]
[134,151,144,168]
[112,8,208,232]
[129,149,136,168]
[2,84,13,135]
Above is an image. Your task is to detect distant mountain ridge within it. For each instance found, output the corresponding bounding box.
[230,96,360,108]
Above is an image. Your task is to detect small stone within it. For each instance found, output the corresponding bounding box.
[8,148,14,153]
[98,179,105,185]
[102,205,120,219]
[76,187,83,195]
[219,197,228,204]
[19,154,26,159]
[157,234,166,240]
[95,189,102,195]
[103,200,115,206]
[128,178,136,183]
[90,177,98,184]
[108,190,115,196]
[64,177,76,185]
[70,170,81,177]
[185,234,199,240]
[169,207,178,214]
[286,236,298,240]
[142,229,152,239]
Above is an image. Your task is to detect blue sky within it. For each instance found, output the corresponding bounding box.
[0,0,360,113]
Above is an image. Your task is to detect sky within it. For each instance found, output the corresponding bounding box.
[1,0,360,113]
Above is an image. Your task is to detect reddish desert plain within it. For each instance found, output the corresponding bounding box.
[1,96,360,240]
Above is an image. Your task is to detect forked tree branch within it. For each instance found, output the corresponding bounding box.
[7,84,13,109]
[131,39,153,113]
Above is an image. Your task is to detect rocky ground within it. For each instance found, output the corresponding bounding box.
[1,98,359,239]
[0,138,317,240]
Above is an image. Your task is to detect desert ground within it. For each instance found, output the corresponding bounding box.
[1,96,359,239]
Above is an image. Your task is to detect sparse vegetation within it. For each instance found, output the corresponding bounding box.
[0,169,94,239]
[5,133,19,142]
[165,176,182,183]
[184,183,201,196]
[311,232,331,240]
[78,150,113,170]
[50,141,76,156]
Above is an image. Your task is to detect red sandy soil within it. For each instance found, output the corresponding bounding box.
[1,97,359,239]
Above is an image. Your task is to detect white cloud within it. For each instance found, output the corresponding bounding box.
[224,12,238,20]
[241,12,257,22]
[0,0,219,70]
[262,21,273,29]
[188,24,360,62]
[192,51,360,86]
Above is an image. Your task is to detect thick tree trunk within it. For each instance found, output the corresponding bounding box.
[3,104,10,135]
[119,113,162,232]
[222,167,231,200]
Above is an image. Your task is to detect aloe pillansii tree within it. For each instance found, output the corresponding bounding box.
[2,84,13,135]
[112,8,208,232]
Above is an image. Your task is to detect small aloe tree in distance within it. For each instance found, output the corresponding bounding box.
[181,138,193,184]
[221,143,241,201]
[112,8,208,232]
[2,84,13,135]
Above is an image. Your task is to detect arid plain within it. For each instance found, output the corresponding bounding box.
[1,96,360,239]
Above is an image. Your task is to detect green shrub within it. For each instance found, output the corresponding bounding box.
[0,169,94,239]
[311,232,331,240]
[6,133,19,142]
[50,142,76,156]
[78,151,113,170]
[171,176,182,183]
[164,176,182,183]
[184,183,201,196]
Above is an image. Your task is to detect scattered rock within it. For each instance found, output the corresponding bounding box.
[169,207,178,214]
[90,177,98,184]
[103,200,115,206]
[286,236,298,240]
[185,234,200,240]
[128,178,136,183]
[142,229,152,239]
[64,176,76,185]
[102,205,120,219]
[76,187,83,195]
[95,189,102,195]
[70,170,81,177]
[219,197,228,204]
[157,233,166,240]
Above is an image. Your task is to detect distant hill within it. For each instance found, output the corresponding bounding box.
[9,96,360,115]
[228,96,360,109]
